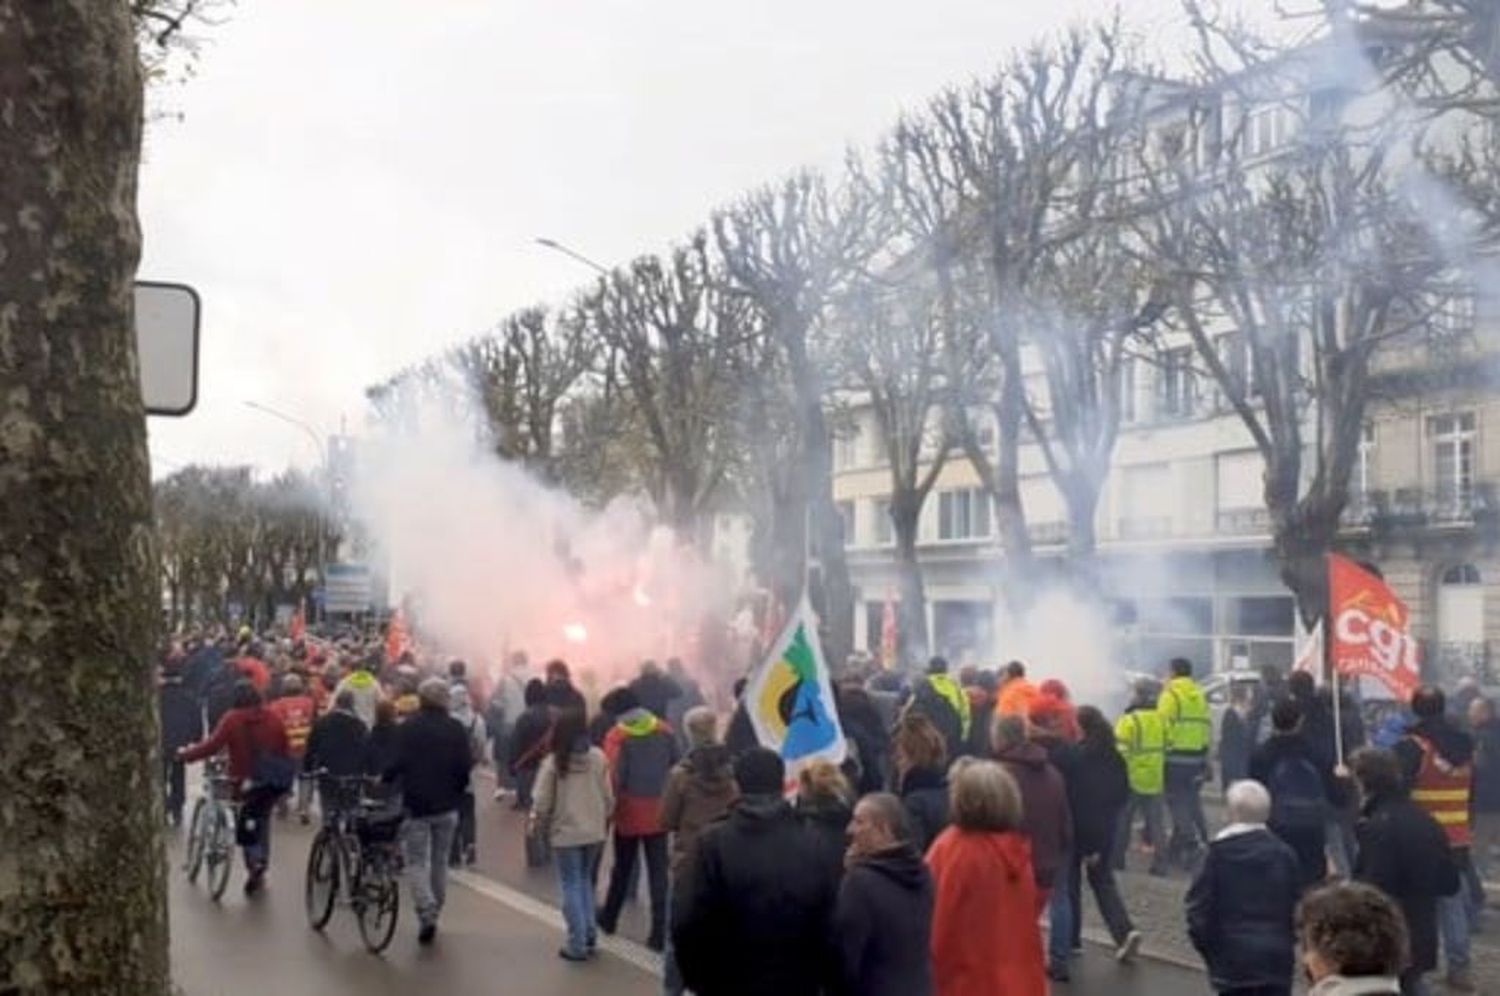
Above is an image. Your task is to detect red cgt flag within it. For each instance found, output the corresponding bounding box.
[385,609,411,664]
[1328,554,1420,702]
[880,592,898,671]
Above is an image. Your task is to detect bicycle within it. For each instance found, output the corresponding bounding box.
[183,756,239,901]
[303,771,405,954]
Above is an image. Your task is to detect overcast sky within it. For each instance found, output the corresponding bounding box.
[142,0,1196,476]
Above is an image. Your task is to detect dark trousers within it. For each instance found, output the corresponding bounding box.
[1165,756,1208,864]
[598,832,668,945]
[450,791,476,864]
[1220,988,1291,996]
[163,757,186,823]
[1113,792,1167,874]
[1072,833,1135,947]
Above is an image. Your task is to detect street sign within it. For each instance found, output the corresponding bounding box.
[324,563,373,614]
[135,281,200,417]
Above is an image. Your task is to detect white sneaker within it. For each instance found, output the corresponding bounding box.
[1116,930,1142,963]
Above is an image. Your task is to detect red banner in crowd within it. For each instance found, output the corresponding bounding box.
[289,607,306,642]
[879,592,897,671]
[1328,553,1420,701]
[386,609,411,663]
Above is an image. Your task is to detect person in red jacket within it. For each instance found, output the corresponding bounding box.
[927,758,1047,996]
[269,673,317,824]
[179,681,291,895]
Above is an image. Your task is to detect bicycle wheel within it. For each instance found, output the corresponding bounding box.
[304,831,340,930]
[184,796,209,883]
[205,805,234,901]
[356,859,400,954]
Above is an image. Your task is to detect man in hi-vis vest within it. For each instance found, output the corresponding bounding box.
[1114,678,1168,876]
[1157,657,1211,870]
[1395,686,1477,994]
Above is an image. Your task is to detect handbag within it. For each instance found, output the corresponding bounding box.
[525,762,557,868]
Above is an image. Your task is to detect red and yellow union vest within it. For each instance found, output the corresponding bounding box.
[1410,735,1473,848]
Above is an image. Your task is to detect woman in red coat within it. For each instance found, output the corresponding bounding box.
[926,758,1047,996]
[179,680,291,895]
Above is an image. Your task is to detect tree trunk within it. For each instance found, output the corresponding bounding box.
[992,366,1034,612]
[892,515,929,666]
[0,3,168,993]
[1062,479,1102,593]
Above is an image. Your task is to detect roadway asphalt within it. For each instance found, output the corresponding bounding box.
[166,773,1209,995]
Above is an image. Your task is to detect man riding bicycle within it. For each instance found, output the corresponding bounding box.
[179,680,294,896]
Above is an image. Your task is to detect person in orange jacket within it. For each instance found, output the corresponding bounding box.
[995,661,1039,720]
[269,673,317,824]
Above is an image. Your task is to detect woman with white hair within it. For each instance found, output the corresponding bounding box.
[1185,779,1303,996]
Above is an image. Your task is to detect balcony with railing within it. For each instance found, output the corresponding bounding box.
[1027,521,1069,547]
[1348,482,1500,535]
[1215,507,1272,535]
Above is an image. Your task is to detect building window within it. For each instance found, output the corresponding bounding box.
[1428,412,1476,514]
[1120,358,1138,425]
[938,489,991,541]
[835,500,854,547]
[1444,563,1482,585]
[872,498,894,546]
[834,427,861,470]
[1355,423,1375,501]
[1243,104,1293,158]
[1159,347,1196,418]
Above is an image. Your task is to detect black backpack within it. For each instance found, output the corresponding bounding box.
[1268,754,1326,831]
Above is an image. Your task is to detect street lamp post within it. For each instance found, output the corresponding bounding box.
[243,399,330,623]
[535,236,610,276]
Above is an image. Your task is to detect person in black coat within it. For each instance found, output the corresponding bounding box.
[1186,780,1302,996]
[673,748,840,996]
[1069,705,1140,957]
[834,793,934,996]
[508,678,553,809]
[629,660,681,721]
[892,712,949,853]
[159,658,203,827]
[795,761,855,892]
[302,690,369,816]
[907,657,967,764]
[1250,699,1330,892]
[543,659,587,714]
[838,685,891,795]
[1219,685,1255,791]
[1351,747,1460,996]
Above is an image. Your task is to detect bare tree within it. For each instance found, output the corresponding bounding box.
[580,236,758,543]
[713,171,879,664]
[1,3,171,991]
[1135,23,1489,624]
[927,23,1133,603]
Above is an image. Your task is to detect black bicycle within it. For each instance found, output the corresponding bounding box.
[302,772,404,953]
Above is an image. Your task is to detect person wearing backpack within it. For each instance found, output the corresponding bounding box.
[1251,698,1330,892]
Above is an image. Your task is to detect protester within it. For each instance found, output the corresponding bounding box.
[838,684,892,795]
[991,715,1071,906]
[384,678,473,945]
[1452,677,1482,729]
[965,671,999,758]
[302,690,369,817]
[909,656,971,763]
[834,793,934,996]
[1114,678,1169,875]
[926,758,1047,996]
[486,651,530,800]
[865,670,904,733]
[795,759,856,889]
[530,707,612,962]
[1070,704,1142,961]
[391,666,422,720]
[660,706,738,996]
[334,657,383,729]
[1469,697,1500,879]
[995,660,1039,719]
[1297,882,1407,996]
[630,659,682,721]
[447,682,488,867]
[663,658,706,751]
[1351,746,1461,996]
[1158,657,1211,869]
[1392,686,1476,993]
[544,658,587,714]
[177,680,292,896]
[508,678,553,811]
[1028,694,1082,981]
[1250,698,1330,891]
[892,711,950,853]
[597,687,678,952]
[1186,780,1302,996]
[159,655,203,828]
[590,686,633,746]
[1219,684,1255,790]
[268,673,317,823]
[672,748,839,996]
[364,698,401,798]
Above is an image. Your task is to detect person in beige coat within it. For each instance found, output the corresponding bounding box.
[531,708,613,961]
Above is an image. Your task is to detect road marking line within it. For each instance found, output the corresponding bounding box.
[449,869,664,979]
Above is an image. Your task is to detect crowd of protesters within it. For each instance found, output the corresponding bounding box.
[161,623,1500,995]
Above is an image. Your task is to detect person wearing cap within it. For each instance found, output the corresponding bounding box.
[384,677,473,945]
[907,656,971,764]
[672,748,840,996]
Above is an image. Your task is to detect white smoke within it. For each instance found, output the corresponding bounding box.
[352,406,733,694]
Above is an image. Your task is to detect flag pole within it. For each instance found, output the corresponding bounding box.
[1322,553,1346,771]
